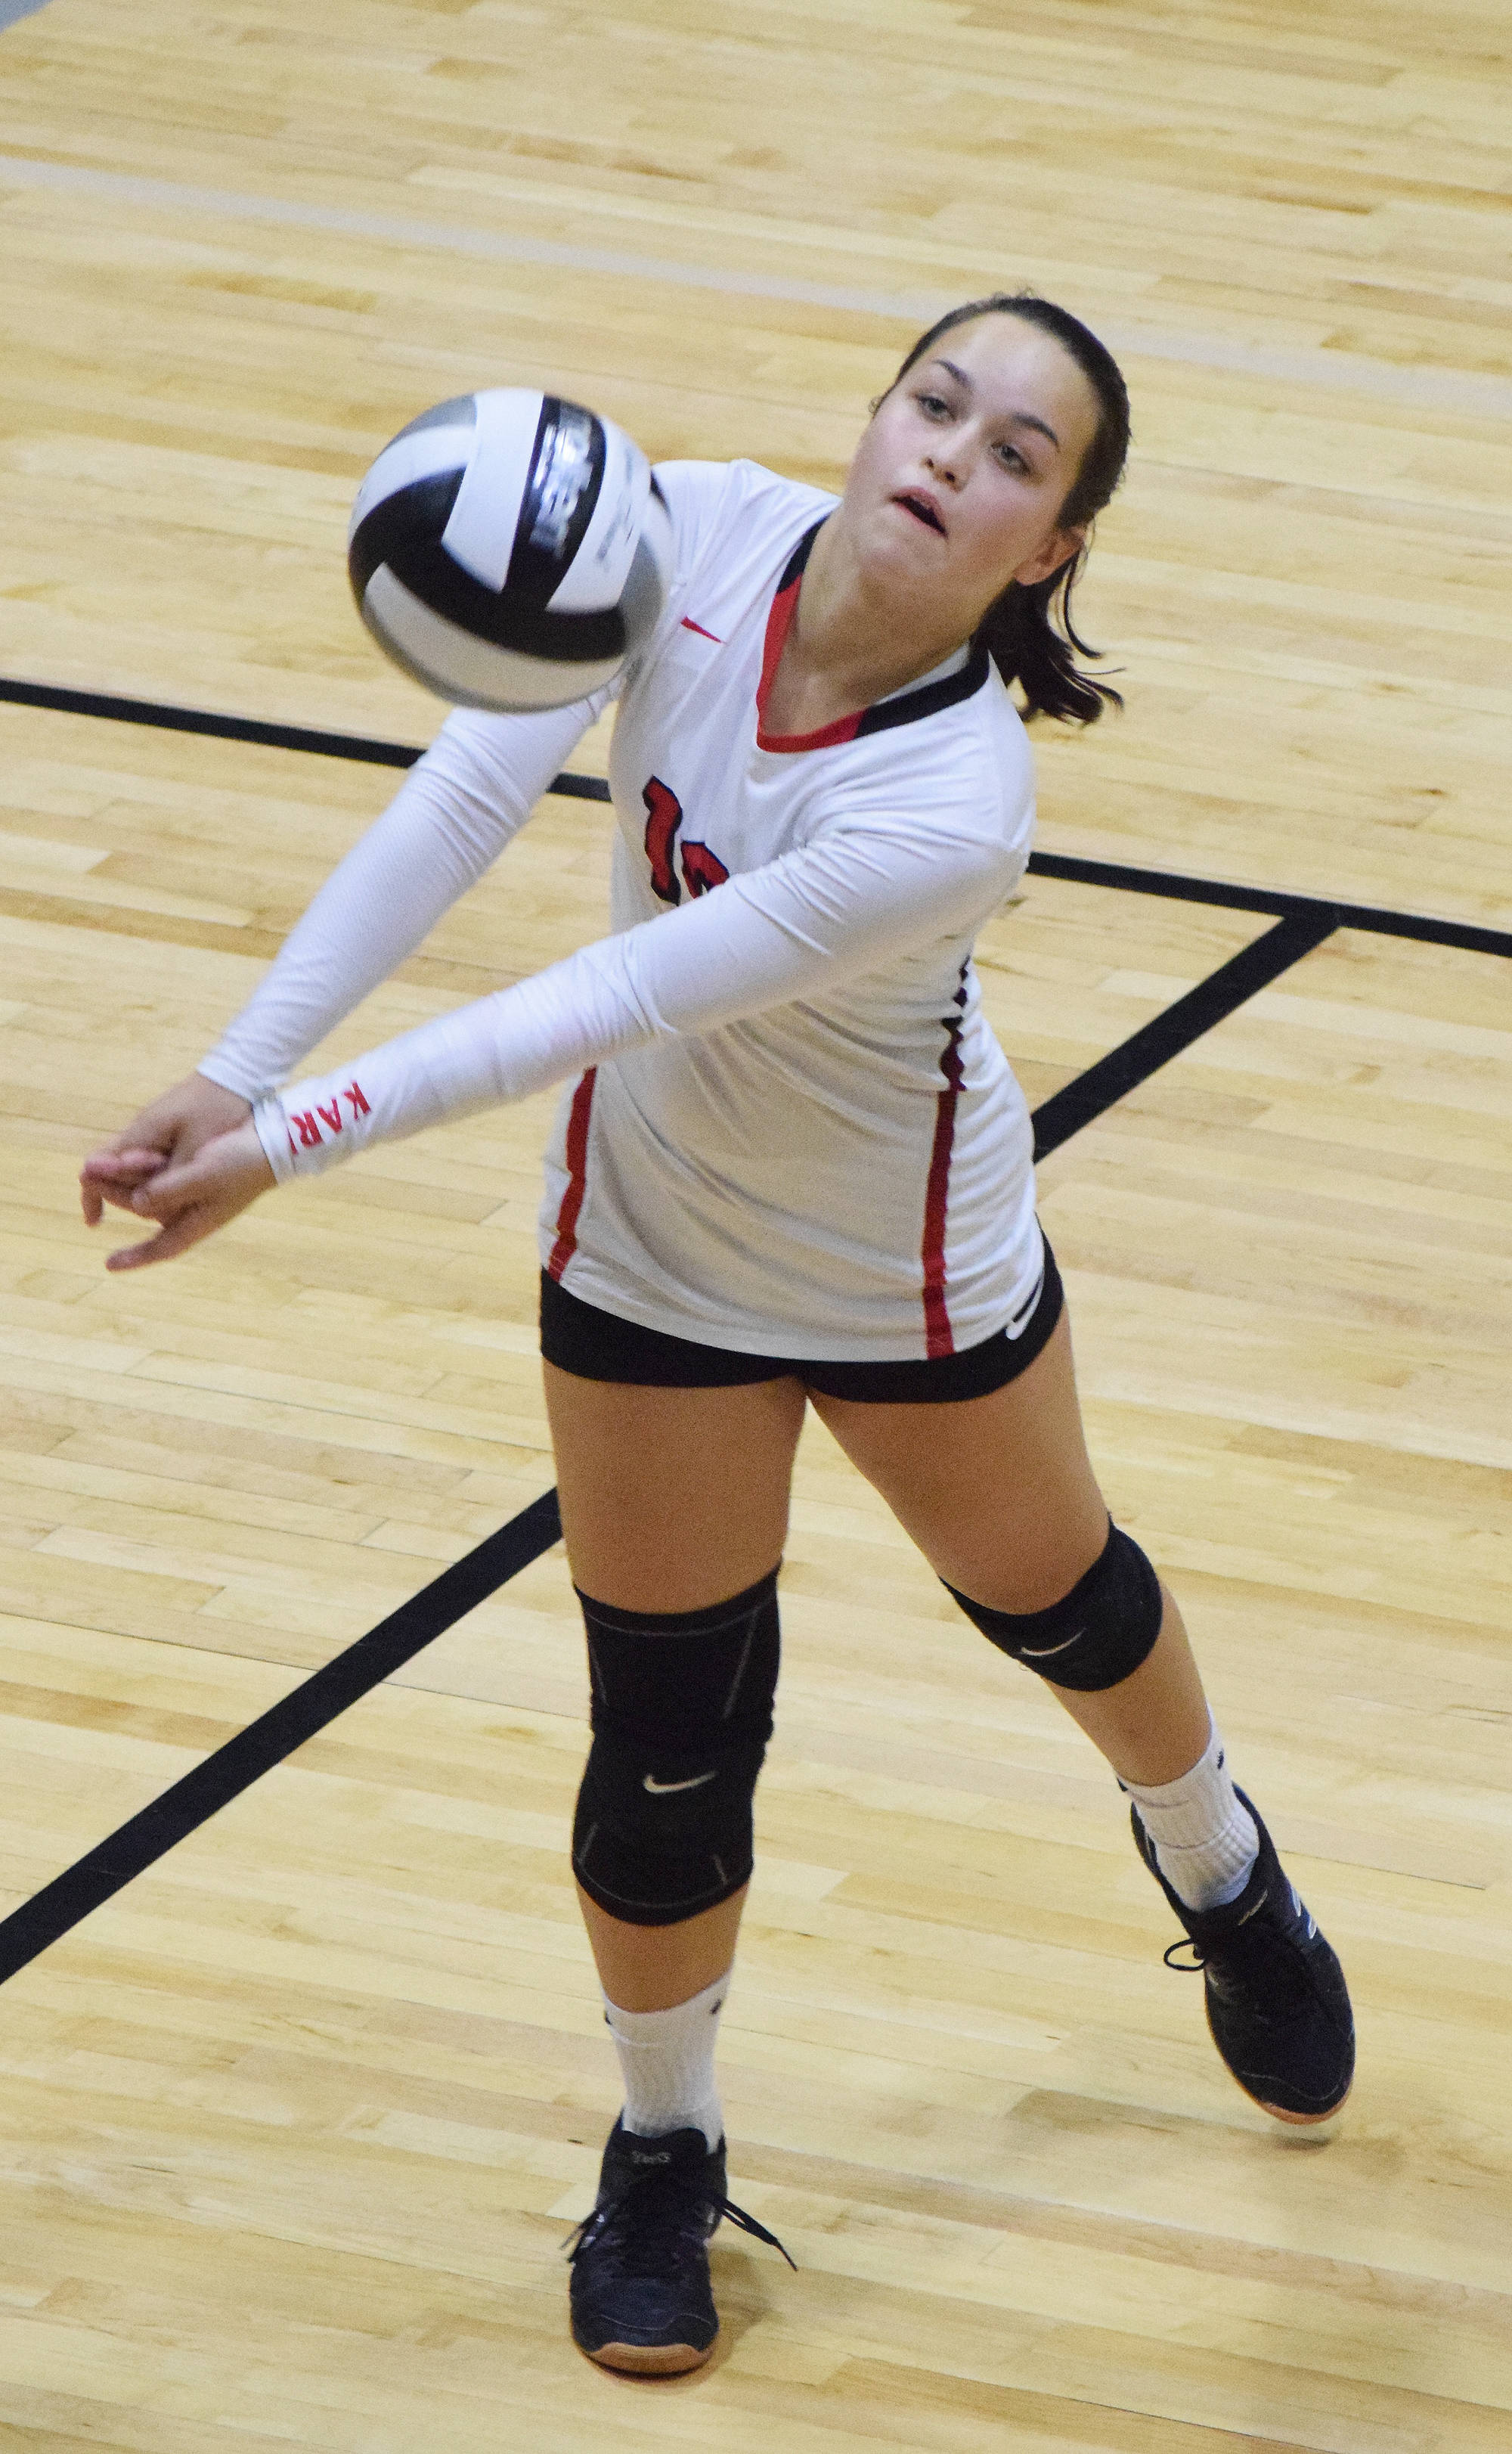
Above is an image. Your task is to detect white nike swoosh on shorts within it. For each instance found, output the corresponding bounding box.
[642,1770,718,1795]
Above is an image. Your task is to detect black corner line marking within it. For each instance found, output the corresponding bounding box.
[0,676,613,802]
[1031,910,1339,1160]
[1025,851,1512,963]
[0,1488,563,1989]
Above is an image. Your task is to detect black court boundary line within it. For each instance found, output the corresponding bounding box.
[1031,911,1338,1158]
[0,1492,562,1983]
[0,676,606,800]
[0,672,1507,1982]
[5,674,1510,958]
[1027,850,1512,964]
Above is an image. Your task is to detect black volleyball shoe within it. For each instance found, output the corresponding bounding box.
[565,2117,795,2375]
[1132,1787,1355,2124]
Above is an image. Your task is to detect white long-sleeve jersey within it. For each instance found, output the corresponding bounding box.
[201,458,1043,1361]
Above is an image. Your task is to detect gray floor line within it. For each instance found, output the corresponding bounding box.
[1,152,1507,423]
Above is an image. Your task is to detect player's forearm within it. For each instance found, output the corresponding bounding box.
[250,939,652,1180]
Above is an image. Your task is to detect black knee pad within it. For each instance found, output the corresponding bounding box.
[572,1568,780,1927]
[946,1524,1163,1692]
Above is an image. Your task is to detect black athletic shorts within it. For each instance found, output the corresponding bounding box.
[539,1234,1064,1404]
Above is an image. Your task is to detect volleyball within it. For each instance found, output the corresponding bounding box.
[347,389,673,712]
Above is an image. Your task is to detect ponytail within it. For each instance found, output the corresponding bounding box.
[977,550,1121,726]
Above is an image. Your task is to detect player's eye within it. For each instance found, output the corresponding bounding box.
[994,441,1030,473]
[916,390,952,417]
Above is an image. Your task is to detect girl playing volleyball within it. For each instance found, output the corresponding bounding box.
[82,293,1353,2376]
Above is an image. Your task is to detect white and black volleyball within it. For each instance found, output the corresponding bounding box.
[347,389,672,711]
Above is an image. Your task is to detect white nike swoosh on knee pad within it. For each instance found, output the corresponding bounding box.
[642,1770,718,1794]
[1018,1627,1086,1657]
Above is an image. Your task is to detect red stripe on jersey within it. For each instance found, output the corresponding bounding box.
[754,562,865,754]
[547,1068,598,1281]
[760,706,864,753]
[756,571,799,711]
[921,997,968,1357]
[680,616,723,643]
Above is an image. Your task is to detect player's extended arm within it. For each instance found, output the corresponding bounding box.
[103,799,1020,1265]
[79,695,609,1252]
[247,771,1023,1180]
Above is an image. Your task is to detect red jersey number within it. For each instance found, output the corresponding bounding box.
[641,777,730,905]
[680,839,730,897]
[643,777,683,905]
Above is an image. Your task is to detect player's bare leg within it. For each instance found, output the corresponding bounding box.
[544,1367,805,1619]
[807,1308,1211,1783]
[811,1305,1354,2126]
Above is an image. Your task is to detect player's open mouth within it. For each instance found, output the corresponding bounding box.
[894,491,946,534]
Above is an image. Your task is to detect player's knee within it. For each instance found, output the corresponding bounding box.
[946,1524,1163,1692]
[570,1567,780,1926]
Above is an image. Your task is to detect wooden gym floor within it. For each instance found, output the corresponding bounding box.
[0,2,1510,2446]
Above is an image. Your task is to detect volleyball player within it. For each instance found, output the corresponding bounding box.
[81,293,1355,2377]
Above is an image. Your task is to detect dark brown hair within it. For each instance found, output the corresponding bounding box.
[885,291,1131,724]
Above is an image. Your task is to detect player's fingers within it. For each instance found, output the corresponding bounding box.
[82,1150,170,1225]
[129,1156,234,1217]
[90,1177,164,1220]
[80,1149,170,1222]
[81,1153,169,1221]
[129,1171,200,1222]
[95,1123,271,1267]
[81,1146,169,1182]
[131,1140,241,1210]
[104,1207,219,1271]
[134,1128,272,1218]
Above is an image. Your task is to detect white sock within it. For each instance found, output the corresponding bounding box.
[1121,1714,1259,1911]
[603,1968,730,2152]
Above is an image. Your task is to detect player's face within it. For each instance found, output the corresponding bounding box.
[849,315,1103,619]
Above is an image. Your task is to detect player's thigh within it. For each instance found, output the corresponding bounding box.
[807,1308,1108,1609]
[543,1362,808,1612]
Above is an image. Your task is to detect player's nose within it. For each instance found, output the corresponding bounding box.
[922,444,966,490]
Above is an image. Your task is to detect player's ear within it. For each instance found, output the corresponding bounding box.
[1013,526,1086,588]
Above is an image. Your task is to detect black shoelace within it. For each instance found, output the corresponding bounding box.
[1162,1900,1312,2012]
[565,2166,796,2276]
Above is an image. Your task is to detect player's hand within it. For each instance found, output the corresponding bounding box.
[80,1072,255,1227]
[82,1085,276,1270]
[91,1118,276,1270]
